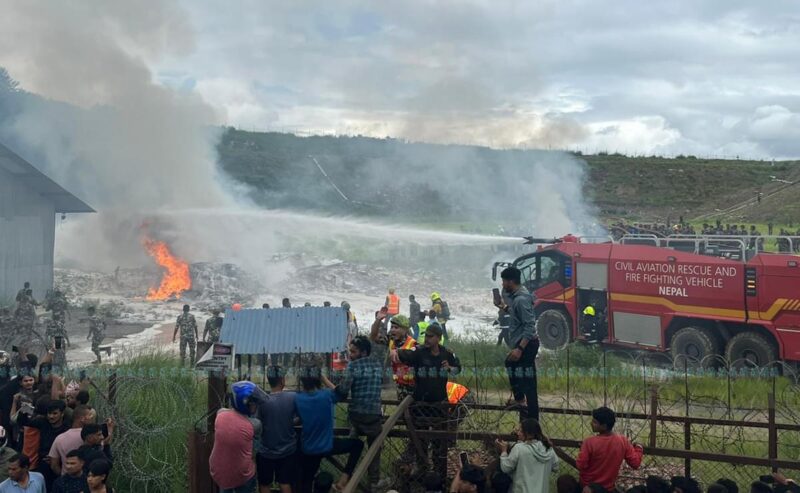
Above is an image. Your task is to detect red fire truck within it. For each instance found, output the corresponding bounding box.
[492,234,800,366]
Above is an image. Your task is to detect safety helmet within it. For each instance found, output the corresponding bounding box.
[430,292,441,301]
[583,306,596,317]
[230,381,260,414]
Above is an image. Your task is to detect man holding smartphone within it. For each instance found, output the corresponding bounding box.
[496,267,539,421]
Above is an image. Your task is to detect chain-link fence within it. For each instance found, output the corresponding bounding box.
[69,342,800,492]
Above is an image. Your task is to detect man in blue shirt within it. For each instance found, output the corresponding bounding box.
[0,454,45,493]
[322,336,385,490]
[296,368,364,493]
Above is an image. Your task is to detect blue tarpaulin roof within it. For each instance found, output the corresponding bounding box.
[220,306,349,354]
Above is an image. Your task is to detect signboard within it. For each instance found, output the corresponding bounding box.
[612,260,740,298]
[195,342,235,371]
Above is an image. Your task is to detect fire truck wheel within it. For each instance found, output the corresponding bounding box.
[670,326,720,366]
[536,309,571,350]
[725,332,777,367]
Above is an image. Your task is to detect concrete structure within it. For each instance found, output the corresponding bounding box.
[0,142,93,304]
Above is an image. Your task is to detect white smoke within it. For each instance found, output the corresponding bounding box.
[0,1,600,285]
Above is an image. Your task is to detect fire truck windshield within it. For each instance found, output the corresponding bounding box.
[514,252,565,292]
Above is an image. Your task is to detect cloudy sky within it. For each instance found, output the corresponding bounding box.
[4,0,800,159]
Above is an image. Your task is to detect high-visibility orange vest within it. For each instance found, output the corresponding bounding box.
[446,382,469,404]
[387,294,400,315]
[389,336,416,385]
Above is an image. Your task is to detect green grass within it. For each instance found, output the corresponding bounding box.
[91,342,799,491]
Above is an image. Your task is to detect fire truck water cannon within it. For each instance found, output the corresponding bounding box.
[499,233,800,368]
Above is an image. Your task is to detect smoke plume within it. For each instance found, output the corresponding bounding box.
[0,1,600,286]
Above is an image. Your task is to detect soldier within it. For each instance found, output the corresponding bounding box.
[46,289,70,323]
[14,290,37,334]
[14,282,30,303]
[203,309,222,343]
[86,306,107,364]
[173,304,198,366]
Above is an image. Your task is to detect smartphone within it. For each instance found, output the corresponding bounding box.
[11,346,18,353]
[459,451,469,468]
[492,288,502,306]
[759,476,775,484]
[55,336,63,350]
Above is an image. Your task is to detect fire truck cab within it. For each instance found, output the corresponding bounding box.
[493,234,800,366]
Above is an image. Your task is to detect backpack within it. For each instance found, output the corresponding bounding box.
[440,300,450,320]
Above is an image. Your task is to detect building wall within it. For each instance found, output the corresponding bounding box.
[0,166,55,305]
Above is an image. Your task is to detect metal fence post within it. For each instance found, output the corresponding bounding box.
[769,392,778,472]
[684,358,691,477]
[649,386,658,448]
[108,370,117,406]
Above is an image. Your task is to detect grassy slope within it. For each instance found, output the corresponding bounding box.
[217,129,800,224]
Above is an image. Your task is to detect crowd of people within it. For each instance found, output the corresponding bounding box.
[0,350,114,492]
[609,220,800,253]
[206,266,545,493]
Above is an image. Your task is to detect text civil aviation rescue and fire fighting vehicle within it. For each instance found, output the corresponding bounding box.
[492,233,800,366]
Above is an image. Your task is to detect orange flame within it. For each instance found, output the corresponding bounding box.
[142,236,192,301]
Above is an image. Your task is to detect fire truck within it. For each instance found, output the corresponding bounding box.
[492,234,800,366]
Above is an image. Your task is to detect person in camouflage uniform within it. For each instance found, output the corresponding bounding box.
[86,306,107,364]
[14,282,30,303]
[173,304,198,366]
[45,316,70,348]
[203,309,222,343]
[13,290,36,333]
[46,289,70,323]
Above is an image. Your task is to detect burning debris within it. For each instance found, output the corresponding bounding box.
[142,236,192,300]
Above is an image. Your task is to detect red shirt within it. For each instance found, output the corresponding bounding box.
[576,433,643,491]
[210,409,255,489]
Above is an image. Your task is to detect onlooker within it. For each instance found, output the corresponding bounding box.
[386,315,417,399]
[322,335,385,490]
[492,472,513,493]
[0,454,45,492]
[296,368,364,493]
[646,475,671,493]
[393,323,460,476]
[496,267,539,421]
[716,479,738,493]
[51,450,87,493]
[708,484,729,493]
[423,471,443,493]
[17,398,70,488]
[209,381,262,493]
[576,407,642,491]
[0,427,15,484]
[671,477,700,493]
[256,366,297,493]
[497,419,558,493]
[749,483,772,493]
[450,464,486,493]
[86,459,113,493]
[77,423,113,471]
[556,475,581,493]
[48,405,96,476]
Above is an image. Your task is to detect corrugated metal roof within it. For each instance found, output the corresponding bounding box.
[0,142,95,213]
[221,306,349,354]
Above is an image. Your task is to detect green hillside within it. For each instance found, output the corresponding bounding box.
[216,128,800,225]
